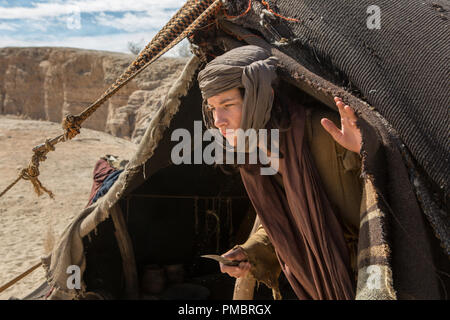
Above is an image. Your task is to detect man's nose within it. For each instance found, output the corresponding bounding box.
[214,109,228,128]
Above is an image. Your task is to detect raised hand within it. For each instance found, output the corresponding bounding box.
[320,97,362,154]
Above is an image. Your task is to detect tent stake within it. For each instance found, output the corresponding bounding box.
[110,204,139,299]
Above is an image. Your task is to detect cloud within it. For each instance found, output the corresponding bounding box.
[0,31,189,56]
[0,32,150,52]
[0,0,185,20]
[0,22,18,31]
[95,11,173,33]
[0,1,189,55]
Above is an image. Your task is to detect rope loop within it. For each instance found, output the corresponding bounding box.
[20,166,54,199]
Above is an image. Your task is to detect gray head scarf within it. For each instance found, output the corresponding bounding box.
[198,45,278,131]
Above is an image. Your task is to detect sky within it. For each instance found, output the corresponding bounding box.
[0,0,189,55]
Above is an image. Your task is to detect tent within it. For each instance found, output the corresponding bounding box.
[19,0,449,300]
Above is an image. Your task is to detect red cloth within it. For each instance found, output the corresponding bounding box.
[86,159,116,207]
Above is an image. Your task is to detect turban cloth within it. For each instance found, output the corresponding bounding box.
[198,45,278,131]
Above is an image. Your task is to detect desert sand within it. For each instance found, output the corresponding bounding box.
[0,115,138,299]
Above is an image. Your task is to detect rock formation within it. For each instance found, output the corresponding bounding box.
[0,47,188,143]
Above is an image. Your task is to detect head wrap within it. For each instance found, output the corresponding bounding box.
[198,45,278,131]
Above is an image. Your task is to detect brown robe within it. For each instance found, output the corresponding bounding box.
[239,101,355,300]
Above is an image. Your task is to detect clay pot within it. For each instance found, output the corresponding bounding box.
[141,265,166,294]
[165,264,185,284]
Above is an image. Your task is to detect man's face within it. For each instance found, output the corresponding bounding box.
[207,87,243,147]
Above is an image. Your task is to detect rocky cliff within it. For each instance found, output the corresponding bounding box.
[0,47,188,143]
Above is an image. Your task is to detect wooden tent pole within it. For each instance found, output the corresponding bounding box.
[110,204,139,299]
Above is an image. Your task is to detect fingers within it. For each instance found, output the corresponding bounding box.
[220,261,251,279]
[334,97,358,130]
[321,118,343,143]
[222,247,248,261]
[344,105,358,127]
[219,247,251,278]
[332,97,362,153]
[219,247,250,278]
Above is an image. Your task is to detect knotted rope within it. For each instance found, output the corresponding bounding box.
[0,0,222,199]
[0,139,55,199]
[20,139,55,199]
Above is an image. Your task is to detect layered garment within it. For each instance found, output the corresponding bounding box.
[240,101,355,300]
[86,158,117,207]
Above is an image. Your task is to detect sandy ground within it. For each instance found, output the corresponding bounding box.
[0,115,137,299]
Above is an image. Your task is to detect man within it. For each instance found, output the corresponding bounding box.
[198,45,363,299]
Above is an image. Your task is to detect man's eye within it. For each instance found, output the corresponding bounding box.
[225,104,234,108]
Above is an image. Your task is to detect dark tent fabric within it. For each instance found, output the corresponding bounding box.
[224,0,449,200]
[213,0,450,298]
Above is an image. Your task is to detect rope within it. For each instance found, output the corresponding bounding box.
[0,139,56,199]
[71,0,218,127]
[0,262,42,294]
[261,0,300,22]
[61,0,219,141]
[221,0,299,23]
[0,176,21,198]
[0,0,222,199]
